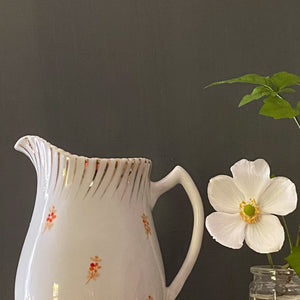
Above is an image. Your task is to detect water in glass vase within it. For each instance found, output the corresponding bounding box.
[249,266,300,300]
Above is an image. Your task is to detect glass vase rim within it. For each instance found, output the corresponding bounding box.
[250,265,296,276]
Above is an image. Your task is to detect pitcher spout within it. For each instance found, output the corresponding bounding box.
[14,135,74,191]
[15,135,45,172]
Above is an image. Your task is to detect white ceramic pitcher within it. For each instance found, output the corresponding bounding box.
[14,135,204,300]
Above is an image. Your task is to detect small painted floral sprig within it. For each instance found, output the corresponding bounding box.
[86,255,102,284]
[206,71,300,277]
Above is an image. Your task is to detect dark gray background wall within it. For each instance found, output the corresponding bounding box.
[1,1,300,299]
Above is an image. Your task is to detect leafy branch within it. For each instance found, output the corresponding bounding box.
[206,71,300,122]
[206,71,300,277]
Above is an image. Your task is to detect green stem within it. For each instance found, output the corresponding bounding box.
[282,216,293,253]
[275,93,300,129]
[296,225,300,247]
[293,116,300,130]
[267,253,274,268]
[276,93,285,100]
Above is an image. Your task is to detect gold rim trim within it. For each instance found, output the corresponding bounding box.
[101,160,119,198]
[93,160,110,196]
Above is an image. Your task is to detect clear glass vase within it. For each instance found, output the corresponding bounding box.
[249,266,300,300]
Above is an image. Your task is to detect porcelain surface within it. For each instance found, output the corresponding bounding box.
[14,135,204,300]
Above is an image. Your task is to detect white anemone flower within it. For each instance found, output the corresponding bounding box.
[205,159,297,253]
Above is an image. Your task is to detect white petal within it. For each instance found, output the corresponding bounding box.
[245,215,284,253]
[206,212,246,249]
[259,177,297,215]
[207,175,245,213]
[231,159,271,200]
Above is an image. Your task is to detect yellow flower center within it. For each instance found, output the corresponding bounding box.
[239,198,260,224]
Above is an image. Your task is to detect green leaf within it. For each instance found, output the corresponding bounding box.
[271,72,300,90]
[238,86,271,107]
[279,87,296,94]
[286,246,300,278]
[205,74,269,88]
[259,96,299,119]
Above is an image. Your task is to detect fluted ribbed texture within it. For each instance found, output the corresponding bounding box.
[14,136,152,203]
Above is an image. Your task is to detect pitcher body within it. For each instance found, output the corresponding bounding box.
[15,136,204,300]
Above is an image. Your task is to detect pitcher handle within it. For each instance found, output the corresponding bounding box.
[150,166,204,300]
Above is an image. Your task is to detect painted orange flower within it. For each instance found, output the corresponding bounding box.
[86,256,102,284]
[43,206,57,233]
[142,213,151,238]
